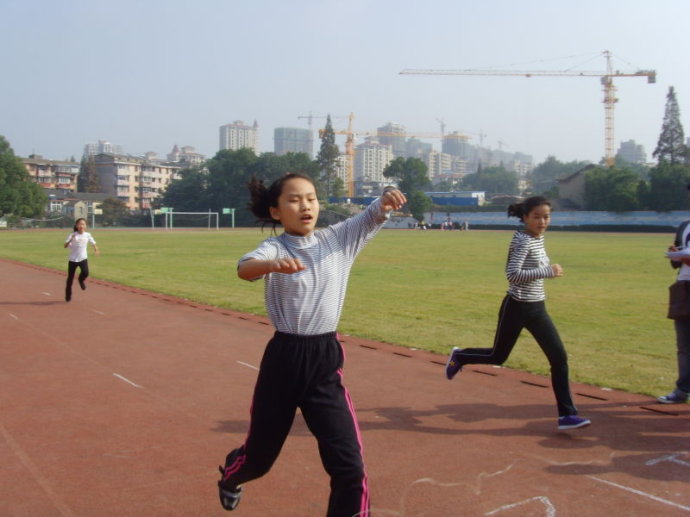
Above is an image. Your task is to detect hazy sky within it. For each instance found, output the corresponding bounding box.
[2,0,689,166]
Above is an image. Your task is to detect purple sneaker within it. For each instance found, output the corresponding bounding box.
[445,347,463,380]
[558,415,591,430]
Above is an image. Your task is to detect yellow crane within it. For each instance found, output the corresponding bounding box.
[400,50,656,166]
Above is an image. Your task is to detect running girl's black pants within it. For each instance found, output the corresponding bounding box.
[455,295,578,417]
[221,331,370,517]
[65,259,89,293]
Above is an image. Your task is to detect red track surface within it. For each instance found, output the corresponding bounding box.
[1,259,688,516]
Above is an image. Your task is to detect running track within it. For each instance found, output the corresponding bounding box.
[1,259,688,516]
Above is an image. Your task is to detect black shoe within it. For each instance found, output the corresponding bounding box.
[79,279,86,290]
[65,289,72,302]
[218,449,244,511]
[445,347,463,380]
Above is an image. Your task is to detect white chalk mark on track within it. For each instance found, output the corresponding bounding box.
[113,373,143,388]
[588,475,690,512]
[237,361,259,371]
[485,496,556,516]
[9,313,18,320]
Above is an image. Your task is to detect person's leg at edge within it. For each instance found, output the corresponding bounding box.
[301,338,369,517]
[673,319,690,398]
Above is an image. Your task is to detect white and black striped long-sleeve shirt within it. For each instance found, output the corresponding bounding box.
[239,199,390,335]
[505,230,555,302]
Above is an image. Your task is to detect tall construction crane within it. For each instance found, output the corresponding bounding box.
[298,112,348,130]
[400,50,656,166]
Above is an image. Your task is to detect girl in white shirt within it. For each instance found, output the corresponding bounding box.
[63,218,99,302]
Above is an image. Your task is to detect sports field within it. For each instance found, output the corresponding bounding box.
[0,227,677,397]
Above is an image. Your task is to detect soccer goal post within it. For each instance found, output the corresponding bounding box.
[164,210,219,230]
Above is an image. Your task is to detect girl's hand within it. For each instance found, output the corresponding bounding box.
[381,188,407,211]
[551,264,564,277]
[270,258,306,274]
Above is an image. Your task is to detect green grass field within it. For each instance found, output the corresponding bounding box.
[0,227,679,398]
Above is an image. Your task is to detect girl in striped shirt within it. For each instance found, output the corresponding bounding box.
[445,196,590,431]
[217,173,406,515]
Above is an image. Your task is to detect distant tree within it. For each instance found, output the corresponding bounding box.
[0,135,46,218]
[407,191,432,222]
[584,166,640,211]
[204,148,258,226]
[646,162,690,211]
[160,167,208,212]
[316,115,341,197]
[331,176,346,199]
[383,157,430,194]
[99,197,128,226]
[461,165,518,195]
[653,86,689,165]
[78,155,101,193]
[529,156,591,195]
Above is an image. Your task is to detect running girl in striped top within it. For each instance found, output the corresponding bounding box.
[217,173,406,515]
[445,196,591,431]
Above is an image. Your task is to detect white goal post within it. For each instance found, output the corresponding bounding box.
[164,210,219,230]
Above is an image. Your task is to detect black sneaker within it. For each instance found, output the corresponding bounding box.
[65,289,72,302]
[218,478,242,511]
[79,279,86,290]
[445,347,463,380]
[218,450,244,511]
[657,391,688,404]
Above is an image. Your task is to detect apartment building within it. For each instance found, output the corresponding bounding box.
[23,156,80,192]
[274,127,313,157]
[616,139,647,164]
[376,122,407,158]
[166,144,207,166]
[84,140,123,157]
[94,153,181,211]
[353,139,394,196]
[219,120,259,154]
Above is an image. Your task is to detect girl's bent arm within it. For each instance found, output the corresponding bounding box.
[238,257,306,280]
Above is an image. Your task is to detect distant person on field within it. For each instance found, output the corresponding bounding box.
[63,218,99,302]
[216,174,406,515]
[445,196,591,430]
[659,189,690,405]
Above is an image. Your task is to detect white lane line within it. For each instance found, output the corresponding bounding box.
[588,475,690,512]
[42,292,51,296]
[9,313,18,320]
[91,309,105,315]
[0,422,75,516]
[113,373,143,388]
[237,361,259,371]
